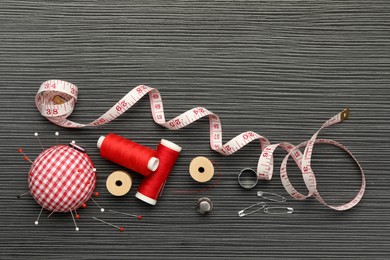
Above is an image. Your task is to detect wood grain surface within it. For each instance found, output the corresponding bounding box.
[0,0,389,259]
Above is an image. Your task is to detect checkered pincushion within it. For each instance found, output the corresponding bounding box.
[29,145,96,212]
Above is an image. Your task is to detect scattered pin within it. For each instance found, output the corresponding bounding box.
[17,191,31,199]
[238,202,266,217]
[90,197,105,212]
[82,203,87,208]
[70,210,79,231]
[264,207,294,215]
[34,132,45,151]
[92,217,124,232]
[238,192,293,217]
[109,209,142,219]
[257,191,286,203]
[55,132,59,145]
[35,206,44,225]
[18,148,33,164]
[69,140,86,153]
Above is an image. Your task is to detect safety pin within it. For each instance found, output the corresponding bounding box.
[264,207,294,215]
[257,191,286,203]
[238,202,266,217]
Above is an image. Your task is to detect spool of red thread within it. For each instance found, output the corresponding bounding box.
[97,133,159,176]
[136,139,181,205]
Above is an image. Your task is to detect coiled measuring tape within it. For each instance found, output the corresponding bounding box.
[36,80,365,211]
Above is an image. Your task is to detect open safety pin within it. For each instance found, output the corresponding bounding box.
[257,191,286,203]
[238,202,266,217]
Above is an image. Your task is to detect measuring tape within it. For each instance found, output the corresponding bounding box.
[36,79,365,210]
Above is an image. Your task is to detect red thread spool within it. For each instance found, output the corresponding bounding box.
[136,139,181,205]
[97,133,159,176]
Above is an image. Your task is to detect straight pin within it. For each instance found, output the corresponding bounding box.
[109,209,142,219]
[90,197,105,212]
[70,210,79,231]
[75,209,80,219]
[92,217,124,232]
[18,148,33,164]
[34,132,45,151]
[35,206,44,225]
[264,207,294,215]
[55,132,59,145]
[17,191,31,199]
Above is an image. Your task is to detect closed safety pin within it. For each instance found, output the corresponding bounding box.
[257,191,286,203]
[264,207,294,215]
[238,202,266,217]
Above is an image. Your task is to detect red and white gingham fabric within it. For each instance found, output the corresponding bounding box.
[29,145,96,212]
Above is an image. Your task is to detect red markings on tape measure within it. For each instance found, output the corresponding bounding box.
[36,80,365,210]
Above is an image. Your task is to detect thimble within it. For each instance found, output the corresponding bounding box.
[196,197,213,215]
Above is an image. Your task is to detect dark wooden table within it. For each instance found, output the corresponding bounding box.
[1,1,389,258]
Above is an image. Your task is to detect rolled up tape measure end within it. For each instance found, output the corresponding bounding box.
[341,108,350,121]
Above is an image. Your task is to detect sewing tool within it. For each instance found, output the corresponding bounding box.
[36,80,365,210]
[18,133,104,231]
[90,197,105,212]
[92,217,124,232]
[238,202,266,217]
[98,134,159,176]
[136,139,181,205]
[257,191,286,202]
[238,203,293,217]
[34,132,44,150]
[238,168,258,189]
[189,156,214,183]
[172,159,222,194]
[55,131,59,145]
[109,209,142,220]
[238,191,292,217]
[16,191,31,199]
[264,207,294,215]
[106,170,132,196]
[17,148,33,163]
[196,197,213,215]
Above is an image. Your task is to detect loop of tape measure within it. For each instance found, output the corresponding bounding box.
[36,80,365,211]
